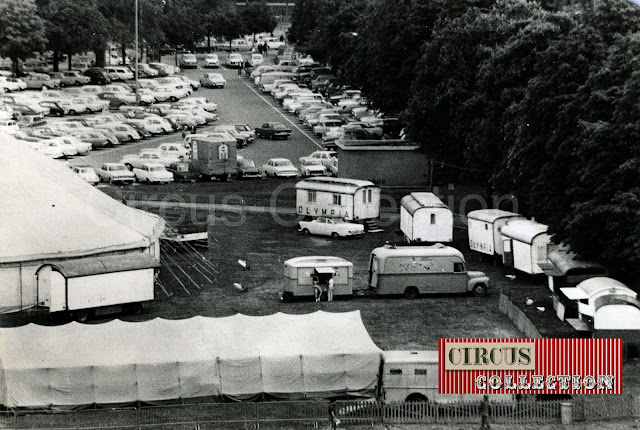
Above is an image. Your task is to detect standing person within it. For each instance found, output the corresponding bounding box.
[313,276,322,302]
[238,62,243,76]
[480,395,490,430]
[328,400,339,430]
[327,277,334,302]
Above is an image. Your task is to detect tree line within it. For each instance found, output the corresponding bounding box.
[0,0,277,72]
[289,0,640,278]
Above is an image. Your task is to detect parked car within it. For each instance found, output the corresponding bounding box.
[71,165,100,185]
[97,162,135,184]
[69,130,109,149]
[23,73,59,89]
[38,100,65,116]
[200,73,226,88]
[299,151,338,167]
[104,66,134,81]
[126,116,173,135]
[255,122,291,140]
[158,142,190,159]
[327,159,338,176]
[233,124,255,142]
[97,92,131,109]
[165,113,198,130]
[48,136,92,155]
[96,123,142,142]
[83,68,112,85]
[175,97,218,112]
[179,54,198,69]
[133,163,174,184]
[134,63,159,78]
[248,53,263,67]
[299,158,327,177]
[236,158,261,179]
[120,149,181,169]
[149,86,189,102]
[0,119,19,135]
[4,77,27,90]
[148,62,172,77]
[298,217,364,238]
[0,76,23,92]
[166,162,202,182]
[33,141,66,158]
[204,54,220,68]
[226,53,243,68]
[262,158,299,178]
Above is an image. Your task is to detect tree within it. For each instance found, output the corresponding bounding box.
[41,0,108,71]
[241,0,277,41]
[162,0,206,56]
[0,0,47,75]
[213,3,246,51]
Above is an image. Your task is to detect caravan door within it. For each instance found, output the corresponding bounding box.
[502,238,514,268]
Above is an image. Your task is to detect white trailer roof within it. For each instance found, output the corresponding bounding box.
[500,220,548,244]
[295,177,376,194]
[285,256,353,269]
[467,209,522,223]
[400,192,448,216]
[576,277,636,299]
[372,244,464,260]
[383,350,438,365]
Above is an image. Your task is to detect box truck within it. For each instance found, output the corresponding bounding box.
[189,135,237,181]
[368,244,490,298]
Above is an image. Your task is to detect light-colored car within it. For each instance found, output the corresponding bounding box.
[168,107,211,125]
[40,138,78,157]
[97,162,135,184]
[299,158,327,177]
[121,149,182,169]
[157,142,190,159]
[233,124,255,142]
[33,141,66,158]
[175,97,218,112]
[0,76,23,92]
[313,118,344,136]
[126,116,173,135]
[165,113,198,130]
[299,217,364,238]
[200,73,226,89]
[250,65,276,79]
[95,123,142,142]
[80,85,104,94]
[71,165,100,185]
[327,159,338,177]
[204,54,220,68]
[0,119,19,135]
[262,158,299,178]
[248,53,263,67]
[179,54,198,69]
[105,66,135,81]
[134,63,159,78]
[5,77,27,90]
[176,74,201,91]
[133,163,174,184]
[48,136,92,155]
[23,73,59,89]
[226,53,243,68]
[299,151,337,167]
[149,86,189,102]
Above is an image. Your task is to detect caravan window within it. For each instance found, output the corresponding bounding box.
[389,369,402,375]
[430,214,436,224]
[453,262,465,273]
[415,369,427,375]
[333,194,342,205]
[363,189,373,204]
[308,191,317,203]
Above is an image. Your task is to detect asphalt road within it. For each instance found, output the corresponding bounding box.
[76,54,324,173]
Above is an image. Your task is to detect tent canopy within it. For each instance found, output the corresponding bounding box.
[0,311,382,408]
[0,135,164,264]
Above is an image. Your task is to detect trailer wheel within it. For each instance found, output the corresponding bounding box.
[282,292,293,303]
[404,286,419,300]
[74,310,92,323]
[472,283,487,297]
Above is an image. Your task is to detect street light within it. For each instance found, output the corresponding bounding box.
[135,0,140,104]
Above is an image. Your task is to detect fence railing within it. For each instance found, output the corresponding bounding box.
[2,395,638,430]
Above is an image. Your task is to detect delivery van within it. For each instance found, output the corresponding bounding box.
[368,244,489,298]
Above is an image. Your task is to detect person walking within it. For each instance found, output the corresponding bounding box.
[238,62,243,76]
[327,277,334,302]
[328,400,339,430]
[480,395,490,430]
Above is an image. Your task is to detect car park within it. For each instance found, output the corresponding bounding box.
[71,165,100,185]
[133,163,174,184]
[203,54,220,68]
[299,159,327,177]
[255,122,291,140]
[97,162,135,184]
[262,158,299,178]
[200,73,226,88]
[236,157,261,179]
[298,217,364,238]
[226,53,244,68]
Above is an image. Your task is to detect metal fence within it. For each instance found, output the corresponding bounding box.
[3,395,638,430]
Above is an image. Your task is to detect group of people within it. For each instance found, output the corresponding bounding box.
[312,276,334,302]
[255,42,269,55]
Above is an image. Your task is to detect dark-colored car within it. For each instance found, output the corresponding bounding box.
[236,158,261,179]
[97,92,130,109]
[83,68,111,85]
[167,162,202,182]
[124,121,151,138]
[255,122,291,140]
[381,118,403,139]
[39,101,65,117]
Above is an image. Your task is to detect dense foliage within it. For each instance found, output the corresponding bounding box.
[290,0,640,276]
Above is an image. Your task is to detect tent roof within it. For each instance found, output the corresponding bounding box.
[0,134,164,263]
[46,254,160,278]
[0,311,381,370]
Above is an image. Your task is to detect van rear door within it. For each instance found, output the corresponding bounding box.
[368,254,379,289]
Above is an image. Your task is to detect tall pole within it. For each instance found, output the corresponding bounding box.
[135,0,140,104]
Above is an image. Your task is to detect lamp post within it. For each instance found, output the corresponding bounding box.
[135,0,140,104]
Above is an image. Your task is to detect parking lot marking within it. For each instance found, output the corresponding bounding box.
[240,79,323,149]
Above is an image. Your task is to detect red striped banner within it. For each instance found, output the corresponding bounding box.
[438,338,622,394]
